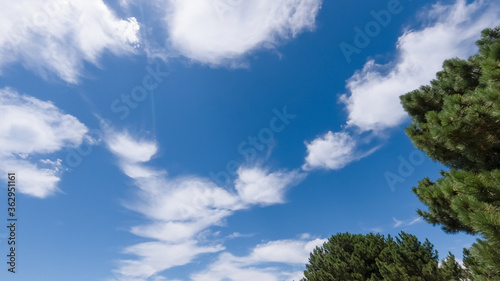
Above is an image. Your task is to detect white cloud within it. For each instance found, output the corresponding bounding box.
[287,271,308,281]
[369,227,384,233]
[235,166,304,205]
[341,0,500,132]
[164,0,322,65]
[302,131,370,171]
[227,232,254,239]
[393,217,422,228]
[106,132,158,163]
[114,177,237,279]
[190,237,326,281]
[109,161,236,278]
[0,158,62,198]
[393,218,403,228]
[191,253,279,281]
[118,240,224,280]
[126,176,241,222]
[0,0,140,83]
[0,89,88,156]
[0,88,88,198]
[248,238,326,264]
[299,233,311,240]
[303,131,355,170]
[106,131,302,280]
[408,217,422,226]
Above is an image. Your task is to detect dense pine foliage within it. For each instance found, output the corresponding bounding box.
[301,232,466,281]
[400,26,500,280]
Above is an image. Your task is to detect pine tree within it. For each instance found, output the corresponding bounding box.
[440,252,470,281]
[377,232,440,281]
[400,27,500,172]
[412,169,500,238]
[302,232,386,281]
[302,232,443,281]
[400,26,500,280]
[463,241,500,281]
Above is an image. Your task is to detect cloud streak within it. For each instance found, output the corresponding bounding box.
[190,237,326,281]
[393,217,422,228]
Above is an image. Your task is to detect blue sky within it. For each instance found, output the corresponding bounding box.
[0,0,499,280]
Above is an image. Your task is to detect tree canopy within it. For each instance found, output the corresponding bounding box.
[301,232,466,281]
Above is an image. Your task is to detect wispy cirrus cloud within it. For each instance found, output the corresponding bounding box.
[0,88,88,197]
[393,217,422,228]
[0,0,140,83]
[190,237,326,281]
[105,131,304,280]
[163,0,322,66]
[119,241,224,280]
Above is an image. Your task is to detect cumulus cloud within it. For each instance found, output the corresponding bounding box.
[302,131,357,170]
[302,131,377,171]
[342,0,500,132]
[106,131,302,280]
[0,0,140,83]
[164,0,322,65]
[0,88,88,197]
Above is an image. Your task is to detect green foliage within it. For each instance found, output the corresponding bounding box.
[302,232,450,281]
[463,241,500,281]
[413,169,500,236]
[401,27,500,171]
[440,252,470,281]
[377,232,440,281]
[400,26,500,280]
[302,232,386,281]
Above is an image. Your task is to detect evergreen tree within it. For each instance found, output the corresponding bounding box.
[400,27,500,172]
[440,252,470,281]
[400,26,500,280]
[463,241,500,281]
[302,232,443,281]
[302,232,386,281]
[412,169,500,237]
[377,232,440,281]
